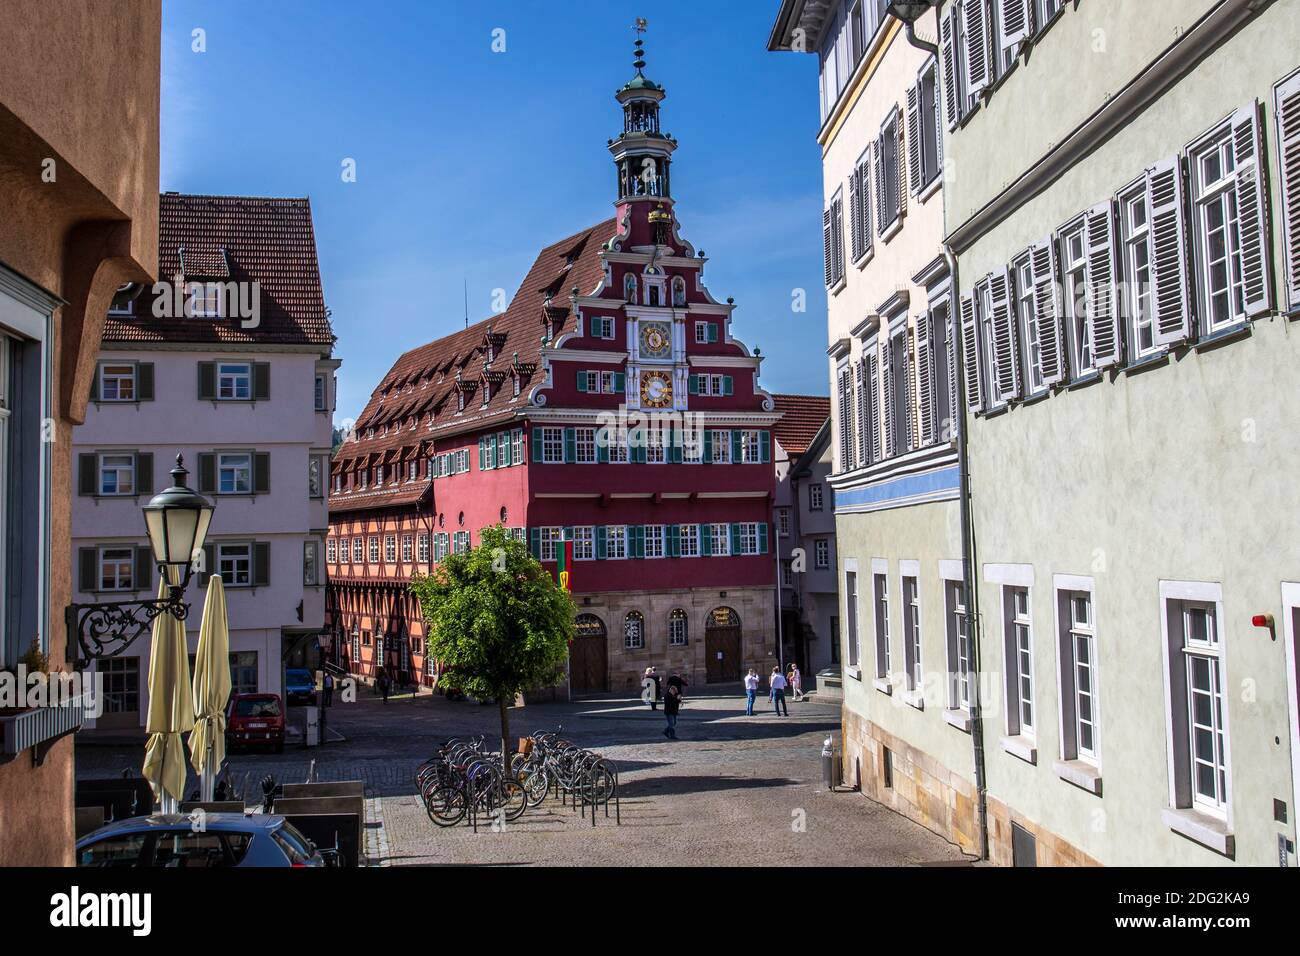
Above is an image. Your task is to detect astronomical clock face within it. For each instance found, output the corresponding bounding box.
[640,370,673,408]
[638,321,672,360]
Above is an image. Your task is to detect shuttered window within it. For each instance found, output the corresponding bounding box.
[1187,105,1272,335]
[1057,218,1096,378]
[907,59,942,195]
[939,2,965,130]
[1030,238,1066,386]
[850,147,874,263]
[959,293,982,412]
[1276,70,1300,312]
[1116,182,1161,362]
[1085,201,1122,368]
[962,0,991,103]
[881,336,896,459]
[988,269,1019,403]
[998,0,1031,54]
[876,109,903,233]
[1146,156,1194,346]
[1010,253,1044,395]
[824,189,846,288]
[837,363,854,473]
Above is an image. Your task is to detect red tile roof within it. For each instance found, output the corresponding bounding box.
[330,217,617,503]
[103,193,334,348]
[770,393,830,457]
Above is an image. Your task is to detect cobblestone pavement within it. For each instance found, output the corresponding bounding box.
[76,687,972,867]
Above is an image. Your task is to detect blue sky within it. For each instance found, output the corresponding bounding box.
[161,0,827,423]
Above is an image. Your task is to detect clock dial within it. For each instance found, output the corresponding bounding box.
[640,370,673,408]
[638,321,672,360]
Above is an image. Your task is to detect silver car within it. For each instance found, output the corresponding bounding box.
[75,813,325,867]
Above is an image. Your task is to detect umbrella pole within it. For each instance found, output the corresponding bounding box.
[202,739,215,802]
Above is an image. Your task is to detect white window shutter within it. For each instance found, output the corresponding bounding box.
[959,293,982,410]
[837,365,852,470]
[832,195,845,283]
[881,337,896,458]
[940,5,962,131]
[1084,201,1122,368]
[964,0,991,97]
[1232,104,1271,318]
[945,307,959,433]
[848,170,860,263]
[895,107,908,221]
[989,268,1020,401]
[999,0,1031,53]
[874,135,886,235]
[907,83,923,195]
[856,359,869,466]
[866,352,880,462]
[860,155,874,255]
[1146,156,1193,346]
[915,313,936,445]
[823,207,834,288]
[1030,238,1066,386]
[1276,72,1300,311]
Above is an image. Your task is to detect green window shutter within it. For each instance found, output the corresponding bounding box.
[253,541,271,587]
[632,436,647,464]
[563,427,577,463]
[79,453,97,495]
[758,522,769,554]
[253,362,271,401]
[631,525,644,558]
[723,375,734,396]
[731,430,742,463]
[576,371,588,392]
[708,323,720,343]
[667,525,680,558]
[134,547,153,592]
[688,375,699,395]
[702,430,713,463]
[597,431,610,464]
[137,363,154,401]
[79,548,97,592]
[253,452,271,494]
[613,372,625,392]
[596,526,607,559]
[489,434,498,469]
[669,433,682,463]
[197,453,216,494]
[478,437,485,470]
[760,431,771,464]
[197,362,216,400]
[700,524,712,556]
[532,427,544,462]
[730,523,742,555]
[135,452,154,495]
[529,527,542,559]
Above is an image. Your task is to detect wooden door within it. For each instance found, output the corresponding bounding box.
[569,634,608,694]
[705,627,742,683]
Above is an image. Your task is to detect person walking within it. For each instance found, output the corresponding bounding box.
[378,670,390,704]
[789,663,804,702]
[644,666,661,711]
[769,666,789,716]
[744,668,759,716]
[323,671,334,707]
[663,680,681,739]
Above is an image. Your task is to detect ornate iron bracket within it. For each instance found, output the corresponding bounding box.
[67,586,188,670]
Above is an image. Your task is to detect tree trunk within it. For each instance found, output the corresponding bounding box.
[499,694,511,778]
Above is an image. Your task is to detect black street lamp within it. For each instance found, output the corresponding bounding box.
[68,455,215,669]
[887,0,940,55]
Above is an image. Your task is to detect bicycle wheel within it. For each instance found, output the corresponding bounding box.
[523,768,549,808]
[500,779,529,821]
[425,784,466,827]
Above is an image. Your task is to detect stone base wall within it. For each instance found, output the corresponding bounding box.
[986,794,1101,866]
[577,585,776,691]
[841,706,1098,865]
[841,706,980,853]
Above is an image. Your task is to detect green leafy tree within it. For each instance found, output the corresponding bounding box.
[410,524,574,773]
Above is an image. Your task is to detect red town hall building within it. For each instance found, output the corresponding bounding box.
[327,41,781,693]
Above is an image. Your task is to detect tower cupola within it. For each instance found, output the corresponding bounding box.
[610,19,676,202]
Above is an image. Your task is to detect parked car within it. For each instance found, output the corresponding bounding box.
[226,693,285,753]
[284,668,317,705]
[76,813,325,867]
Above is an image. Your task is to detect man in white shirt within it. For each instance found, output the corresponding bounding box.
[744,669,760,716]
[769,667,789,716]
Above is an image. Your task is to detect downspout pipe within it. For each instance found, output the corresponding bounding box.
[942,240,989,862]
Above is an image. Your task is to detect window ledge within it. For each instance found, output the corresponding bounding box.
[917,175,942,205]
[872,677,893,696]
[903,689,924,711]
[1194,322,1252,353]
[1122,351,1170,377]
[853,248,874,271]
[943,708,972,733]
[829,276,848,298]
[1162,807,1234,857]
[1064,372,1103,392]
[846,666,863,682]
[1000,734,1037,765]
[1054,759,1103,795]
[879,217,904,245]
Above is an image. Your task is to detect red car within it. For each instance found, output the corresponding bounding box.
[226,693,285,753]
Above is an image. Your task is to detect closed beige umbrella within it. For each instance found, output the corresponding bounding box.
[189,575,231,802]
[142,573,194,813]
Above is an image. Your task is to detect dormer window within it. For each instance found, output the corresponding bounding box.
[457,391,465,413]
[187,282,224,318]
[513,374,521,397]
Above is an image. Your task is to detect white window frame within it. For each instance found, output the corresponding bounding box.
[871,560,891,690]
[98,546,135,592]
[574,426,597,464]
[737,523,760,556]
[417,533,430,563]
[708,523,730,557]
[326,538,337,564]
[98,363,137,402]
[217,361,252,401]
[1011,252,1045,396]
[1118,179,1160,362]
[624,611,645,650]
[777,508,790,537]
[217,452,252,495]
[1188,122,1248,335]
[539,527,561,562]
[216,542,252,587]
[814,538,830,570]
[709,430,731,464]
[1052,574,1103,794]
[98,452,136,496]
[1159,580,1233,845]
[384,535,396,563]
[541,427,564,464]
[668,608,688,646]
[606,525,627,560]
[738,429,762,464]
[1057,218,1095,379]
[844,560,861,675]
[572,526,595,561]
[809,483,824,511]
[351,538,363,563]
[900,562,922,703]
[941,561,972,730]
[644,525,665,559]
[678,524,699,558]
